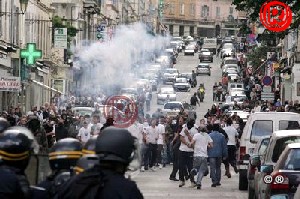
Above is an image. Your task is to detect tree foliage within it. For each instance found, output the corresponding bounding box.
[247,45,269,69]
[232,0,300,38]
[52,16,78,40]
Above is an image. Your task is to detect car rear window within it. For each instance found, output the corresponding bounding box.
[279,120,300,130]
[251,121,273,142]
[272,136,300,163]
[283,149,300,170]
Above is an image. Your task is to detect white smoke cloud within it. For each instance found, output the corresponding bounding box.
[74,22,170,95]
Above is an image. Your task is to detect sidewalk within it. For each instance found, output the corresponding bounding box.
[131,165,247,199]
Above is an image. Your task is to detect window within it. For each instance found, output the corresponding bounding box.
[258,138,270,156]
[250,120,273,142]
[169,3,175,14]
[169,25,173,35]
[272,136,300,163]
[279,120,300,130]
[190,4,195,16]
[201,5,209,17]
[283,149,300,170]
[216,7,220,18]
[180,3,185,15]
[229,7,234,14]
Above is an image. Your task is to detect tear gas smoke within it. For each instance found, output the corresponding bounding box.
[73,22,170,96]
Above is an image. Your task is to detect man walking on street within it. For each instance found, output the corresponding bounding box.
[190,125,213,189]
[208,123,228,187]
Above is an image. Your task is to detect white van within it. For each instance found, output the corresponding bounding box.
[237,112,300,190]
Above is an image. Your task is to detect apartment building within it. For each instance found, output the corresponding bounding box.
[162,0,244,38]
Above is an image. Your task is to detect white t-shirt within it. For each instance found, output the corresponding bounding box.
[193,132,213,157]
[179,125,197,152]
[157,123,165,145]
[78,127,91,143]
[90,123,103,136]
[223,125,238,146]
[128,122,143,144]
[145,126,159,144]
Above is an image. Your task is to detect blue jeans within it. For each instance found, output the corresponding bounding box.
[209,157,222,185]
[192,157,208,185]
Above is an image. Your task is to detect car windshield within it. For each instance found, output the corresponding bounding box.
[272,136,300,162]
[198,65,209,68]
[180,74,192,79]
[161,89,174,94]
[225,60,238,64]
[164,103,182,110]
[201,49,210,52]
[250,120,273,143]
[283,148,300,170]
[176,78,187,83]
[223,43,234,49]
[165,69,177,74]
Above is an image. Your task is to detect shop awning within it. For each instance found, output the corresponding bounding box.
[31,79,62,94]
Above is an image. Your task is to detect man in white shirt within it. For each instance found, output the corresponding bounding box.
[223,118,239,178]
[77,121,91,145]
[156,117,166,169]
[178,118,197,187]
[143,119,159,171]
[90,115,103,136]
[140,116,150,172]
[191,125,213,189]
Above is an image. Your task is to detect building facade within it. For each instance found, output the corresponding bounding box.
[162,0,243,38]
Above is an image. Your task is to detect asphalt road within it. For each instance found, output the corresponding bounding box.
[132,52,248,199]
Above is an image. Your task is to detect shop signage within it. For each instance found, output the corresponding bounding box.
[0,76,21,92]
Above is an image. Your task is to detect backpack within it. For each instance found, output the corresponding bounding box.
[55,167,106,199]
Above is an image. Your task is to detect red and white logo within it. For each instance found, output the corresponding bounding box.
[103,95,138,128]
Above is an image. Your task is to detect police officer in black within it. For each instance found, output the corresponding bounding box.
[74,137,99,174]
[0,126,44,199]
[0,117,10,133]
[38,138,83,198]
[56,127,144,199]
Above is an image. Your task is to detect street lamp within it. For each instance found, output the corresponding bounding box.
[19,0,29,14]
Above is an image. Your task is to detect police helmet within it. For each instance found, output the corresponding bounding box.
[95,127,138,165]
[73,155,99,174]
[82,137,97,156]
[0,126,38,170]
[49,138,82,171]
[0,117,10,134]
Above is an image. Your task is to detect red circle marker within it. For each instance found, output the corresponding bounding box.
[103,95,138,128]
[259,0,292,32]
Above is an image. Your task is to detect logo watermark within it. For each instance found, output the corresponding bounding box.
[103,95,138,128]
[259,0,292,32]
[263,174,284,184]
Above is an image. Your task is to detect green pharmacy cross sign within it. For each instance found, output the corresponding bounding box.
[20,43,42,65]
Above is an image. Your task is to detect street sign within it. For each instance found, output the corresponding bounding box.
[54,28,68,49]
[20,43,42,65]
[262,76,273,86]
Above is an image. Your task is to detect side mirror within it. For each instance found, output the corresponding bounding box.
[260,165,273,173]
[250,155,261,167]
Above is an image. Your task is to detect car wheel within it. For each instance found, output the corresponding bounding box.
[239,170,248,190]
[192,53,194,56]
[208,73,211,76]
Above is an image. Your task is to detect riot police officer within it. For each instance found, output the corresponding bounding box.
[0,126,42,198]
[74,137,99,174]
[56,127,143,199]
[38,138,83,198]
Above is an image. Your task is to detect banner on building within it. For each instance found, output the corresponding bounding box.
[0,76,21,92]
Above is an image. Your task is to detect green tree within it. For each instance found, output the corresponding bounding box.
[247,45,269,70]
[232,0,300,38]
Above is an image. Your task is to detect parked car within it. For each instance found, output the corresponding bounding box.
[199,48,213,62]
[254,129,300,199]
[255,140,300,199]
[238,112,300,190]
[173,77,191,92]
[184,44,195,56]
[196,63,211,76]
[162,101,183,117]
[221,57,238,68]
[222,64,240,74]
[247,136,271,199]
[162,68,180,84]
[221,43,235,58]
[179,72,197,88]
[157,87,176,105]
